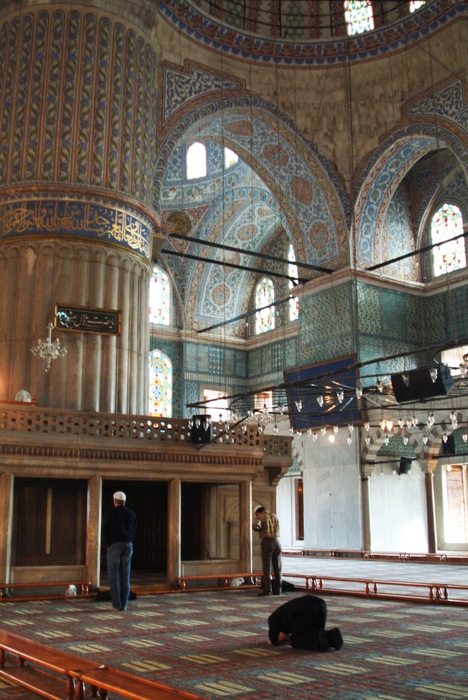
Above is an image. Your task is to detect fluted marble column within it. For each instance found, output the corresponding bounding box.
[0,5,160,413]
[0,240,151,412]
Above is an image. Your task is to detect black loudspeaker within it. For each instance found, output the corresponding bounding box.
[399,457,412,475]
[442,434,456,455]
[391,364,454,403]
[191,415,212,444]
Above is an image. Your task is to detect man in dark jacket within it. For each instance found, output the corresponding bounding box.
[102,491,137,611]
[268,594,343,651]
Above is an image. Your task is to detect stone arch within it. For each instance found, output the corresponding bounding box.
[354,120,468,269]
[154,93,349,270]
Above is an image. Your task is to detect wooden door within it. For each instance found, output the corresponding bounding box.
[12,478,87,567]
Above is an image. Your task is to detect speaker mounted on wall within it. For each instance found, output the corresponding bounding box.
[399,457,413,475]
[391,364,454,404]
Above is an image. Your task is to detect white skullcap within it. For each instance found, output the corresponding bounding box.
[113,491,126,502]
[253,505,263,514]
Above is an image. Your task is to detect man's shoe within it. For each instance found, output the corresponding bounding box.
[257,592,271,597]
[326,628,343,651]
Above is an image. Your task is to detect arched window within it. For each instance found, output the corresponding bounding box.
[410,1,425,11]
[431,203,466,278]
[186,142,206,180]
[255,277,275,334]
[224,147,238,169]
[344,1,374,35]
[149,267,170,325]
[288,244,299,322]
[149,349,173,417]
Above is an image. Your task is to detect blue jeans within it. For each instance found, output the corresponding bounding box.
[107,542,133,610]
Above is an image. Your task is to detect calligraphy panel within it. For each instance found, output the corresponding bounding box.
[55,304,121,335]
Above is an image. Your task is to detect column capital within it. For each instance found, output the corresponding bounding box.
[419,460,436,475]
[361,464,374,478]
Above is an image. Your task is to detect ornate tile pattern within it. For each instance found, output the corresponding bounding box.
[0,9,157,204]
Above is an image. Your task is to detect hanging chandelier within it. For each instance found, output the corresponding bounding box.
[31,323,67,371]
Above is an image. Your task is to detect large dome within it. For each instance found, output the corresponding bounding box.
[181,0,413,39]
[159,0,454,66]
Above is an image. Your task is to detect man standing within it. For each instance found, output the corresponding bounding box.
[102,491,137,611]
[253,504,282,596]
[268,594,343,651]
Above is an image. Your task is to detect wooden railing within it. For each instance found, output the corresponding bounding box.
[282,548,468,564]
[283,573,468,605]
[0,405,291,457]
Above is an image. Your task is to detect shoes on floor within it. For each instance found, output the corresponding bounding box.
[257,592,271,597]
[326,627,343,651]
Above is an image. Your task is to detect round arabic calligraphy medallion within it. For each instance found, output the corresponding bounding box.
[166,211,192,236]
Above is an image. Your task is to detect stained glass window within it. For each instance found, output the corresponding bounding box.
[431,203,465,277]
[410,1,425,12]
[148,349,173,417]
[149,267,170,325]
[224,147,238,169]
[255,277,275,334]
[344,1,374,35]
[187,142,207,179]
[288,244,299,322]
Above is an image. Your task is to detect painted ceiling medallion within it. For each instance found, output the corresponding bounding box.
[166,210,192,236]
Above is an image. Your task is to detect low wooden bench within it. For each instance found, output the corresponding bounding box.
[178,572,263,591]
[0,631,203,699]
[76,667,203,699]
[0,581,91,602]
[0,630,103,700]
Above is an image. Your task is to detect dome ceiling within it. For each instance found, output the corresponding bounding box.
[158,1,459,67]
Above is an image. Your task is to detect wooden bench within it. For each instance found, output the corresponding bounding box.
[0,630,103,700]
[0,581,91,602]
[0,631,203,699]
[178,572,263,591]
[76,667,203,699]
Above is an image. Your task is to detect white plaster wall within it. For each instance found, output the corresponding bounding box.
[276,474,300,548]
[369,463,428,552]
[299,430,362,549]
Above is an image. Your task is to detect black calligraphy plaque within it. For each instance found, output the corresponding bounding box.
[55,304,121,335]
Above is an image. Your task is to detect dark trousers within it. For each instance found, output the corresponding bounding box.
[261,536,282,594]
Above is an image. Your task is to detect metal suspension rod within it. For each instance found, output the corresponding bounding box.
[196,293,296,333]
[167,232,333,275]
[367,229,468,272]
[160,248,306,284]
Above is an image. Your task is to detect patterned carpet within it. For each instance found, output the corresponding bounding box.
[1,588,468,700]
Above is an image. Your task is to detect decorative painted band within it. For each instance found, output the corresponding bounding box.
[0,196,153,260]
[159,0,466,68]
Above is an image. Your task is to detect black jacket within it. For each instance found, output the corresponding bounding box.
[268,595,327,649]
[102,505,137,547]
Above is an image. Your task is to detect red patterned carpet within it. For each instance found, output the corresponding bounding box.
[1,588,468,699]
